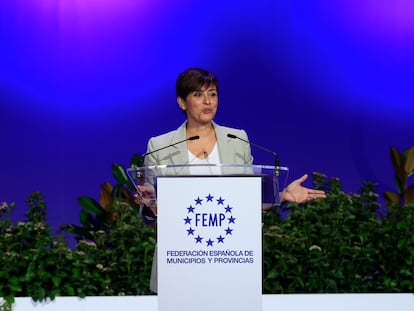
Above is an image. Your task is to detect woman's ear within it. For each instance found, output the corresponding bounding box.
[177,97,186,111]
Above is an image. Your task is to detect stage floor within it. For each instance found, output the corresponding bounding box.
[8,294,414,311]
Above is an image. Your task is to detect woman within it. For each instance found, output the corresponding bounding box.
[137,67,326,292]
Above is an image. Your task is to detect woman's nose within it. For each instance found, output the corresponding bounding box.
[203,94,211,104]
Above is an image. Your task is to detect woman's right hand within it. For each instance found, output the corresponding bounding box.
[135,185,157,215]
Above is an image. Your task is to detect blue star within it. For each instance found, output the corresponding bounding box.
[206,194,214,202]
[187,227,195,235]
[225,227,233,235]
[195,235,203,243]
[184,216,192,224]
[206,239,214,246]
[228,216,236,224]
[225,205,232,213]
[195,197,203,205]
[217,235,225,243]
[216,197,225,205]
[187,205,195,213]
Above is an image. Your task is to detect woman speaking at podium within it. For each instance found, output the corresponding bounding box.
[136,67,326,293]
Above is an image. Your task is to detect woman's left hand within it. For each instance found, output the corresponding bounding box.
[281,174,326,203]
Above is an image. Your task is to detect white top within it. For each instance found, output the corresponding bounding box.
[188,143,222,175]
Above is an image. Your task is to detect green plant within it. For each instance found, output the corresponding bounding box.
[64,153,156,295]
[0,193,74,306]
[0,171,156,308]
[263,172,414,293]
[66,154,142,242]
[2,148,414,307]
[0,299,12,311]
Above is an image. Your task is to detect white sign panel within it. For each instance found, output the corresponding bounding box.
[157,176,262,311]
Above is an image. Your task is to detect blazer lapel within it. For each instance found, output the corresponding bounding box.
[168,121,189,165]
[214,122,233,164]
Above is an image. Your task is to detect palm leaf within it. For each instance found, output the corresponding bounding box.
[77,196,103,216]
[384,191,401,205]
[404,185,414,204]
[404,146,414,176]
[112,163,136,191]
[390,147,406,188]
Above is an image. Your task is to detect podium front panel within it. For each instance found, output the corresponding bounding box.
[157,176,262,311]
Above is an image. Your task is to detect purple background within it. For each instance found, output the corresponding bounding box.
[1,1,413,229]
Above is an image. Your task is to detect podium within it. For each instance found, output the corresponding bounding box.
[127,164,288,311]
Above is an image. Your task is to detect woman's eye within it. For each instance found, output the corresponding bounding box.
[209,92,217,97]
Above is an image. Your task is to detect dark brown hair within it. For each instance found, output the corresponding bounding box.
[176,68,219,100]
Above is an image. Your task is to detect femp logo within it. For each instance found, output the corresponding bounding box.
[183,193,236,247]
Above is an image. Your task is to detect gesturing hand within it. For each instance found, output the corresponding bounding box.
[281,174,326,203]
[134,185,157,215]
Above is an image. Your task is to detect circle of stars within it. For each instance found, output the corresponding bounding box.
[183,193,236,247]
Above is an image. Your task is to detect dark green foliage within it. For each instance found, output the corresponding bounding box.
[0,191,156,309]
[2,149,414,308]
[263,173,414,293]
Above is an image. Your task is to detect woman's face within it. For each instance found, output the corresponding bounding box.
[178,84,218,126]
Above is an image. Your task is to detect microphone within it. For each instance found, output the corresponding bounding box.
[227,133,280,170]
[139,135,200,167]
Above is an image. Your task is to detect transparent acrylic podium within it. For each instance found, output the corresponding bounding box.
[127,164,288,207]
[127,164,288,311]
